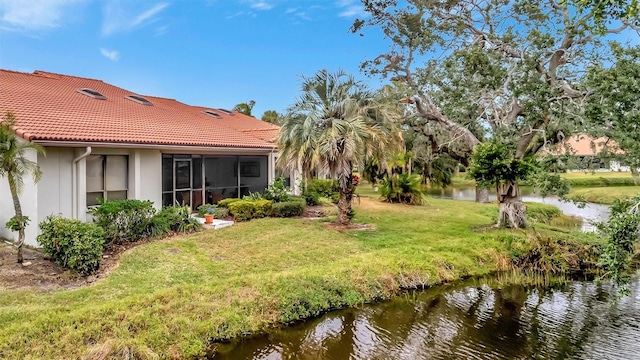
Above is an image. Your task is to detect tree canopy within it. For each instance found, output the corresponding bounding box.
[233,100,256,116]
[351,0,634,227]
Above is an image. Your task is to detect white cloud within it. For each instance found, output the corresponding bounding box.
[100,48,120,61]
[0,0,84,32]
[295,12,311,21]
[226,11,246,19]
[250,1,274,11]
[335,0,367,19]
[337,5,367,18]
[102,1,169,37]
[154,25,168,36]
[285,8,297,14]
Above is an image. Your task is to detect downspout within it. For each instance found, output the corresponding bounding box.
[72,147,92,219]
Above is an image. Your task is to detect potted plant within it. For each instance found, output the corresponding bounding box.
[196,204,217,224]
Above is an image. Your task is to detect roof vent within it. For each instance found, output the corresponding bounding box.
[202,110,222,119]
[77,88,107,100]
[125,95,153,106]
[218,108,234,116]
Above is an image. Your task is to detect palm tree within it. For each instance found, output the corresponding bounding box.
[277,70,402,225]
[0,112,44,263]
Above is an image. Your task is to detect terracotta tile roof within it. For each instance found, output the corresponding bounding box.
[554,135,623,156]
[0,69,279,149]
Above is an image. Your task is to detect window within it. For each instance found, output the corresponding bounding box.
[86,155,128,206]
[125,95,152,106]
[77,88,107,100]
[217,108,235,116]
[202,110,222,119]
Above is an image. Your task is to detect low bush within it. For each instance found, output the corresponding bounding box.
[271,200,305,217]
[253,199,273,218]
[303,179,339,205]
[380,173,426,205]
[264,177,291,203]
[89,199,156,243]
[214,207,230,219]
[228,200,257,221]
[37,216,105,275]
[217,198,242,208]
[149,206,200,237]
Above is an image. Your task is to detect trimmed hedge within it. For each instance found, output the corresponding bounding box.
[253,199,273,218]
[228,200,257,221]
[217,198,242,208]
[37,216,105,275]
[271,200,305,217]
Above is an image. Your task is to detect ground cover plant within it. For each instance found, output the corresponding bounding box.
[0,192,597,359]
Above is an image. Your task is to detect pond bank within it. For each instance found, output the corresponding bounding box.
[214,271,640,359]
[0,196,600,359]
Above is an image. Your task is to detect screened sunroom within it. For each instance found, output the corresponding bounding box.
[161,154,270,209]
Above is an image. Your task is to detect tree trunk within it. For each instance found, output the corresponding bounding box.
[336,177,354,226]
[475,186,490,203]
[496,181,527,228]
[8,175,25,263]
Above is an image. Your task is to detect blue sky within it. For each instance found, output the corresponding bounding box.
[0,0,387,118]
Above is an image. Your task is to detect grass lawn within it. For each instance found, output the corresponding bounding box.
[449,171,638,188]
[566,186,640,204]
[0,195,592,359]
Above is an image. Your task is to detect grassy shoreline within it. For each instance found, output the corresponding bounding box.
[0,196,596,359]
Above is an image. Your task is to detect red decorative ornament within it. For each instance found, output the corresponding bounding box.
[351,174,360,186]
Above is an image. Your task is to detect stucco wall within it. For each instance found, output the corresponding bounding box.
[137,149,162,209]
[37,147,74,221]
[0,144,40,247]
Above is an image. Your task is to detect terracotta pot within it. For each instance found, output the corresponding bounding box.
[204,214,214,224]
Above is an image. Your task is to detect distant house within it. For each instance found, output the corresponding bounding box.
[555,135,628,172]
[0,69,280,246]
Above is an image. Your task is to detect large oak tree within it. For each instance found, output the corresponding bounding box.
[352,0,633,227]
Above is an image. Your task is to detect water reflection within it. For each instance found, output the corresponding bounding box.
[213,274,640,359]
[427,187,610,232]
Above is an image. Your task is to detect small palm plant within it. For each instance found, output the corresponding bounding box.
[0,112,45,263]
[277,70,402,225]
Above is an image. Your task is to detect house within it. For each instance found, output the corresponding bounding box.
[0,69,280,246]
[554,135,628,172]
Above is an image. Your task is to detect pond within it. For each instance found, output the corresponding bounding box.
[212,273,640,359]
[426,186,610,232]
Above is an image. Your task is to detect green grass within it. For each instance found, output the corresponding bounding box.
[0,195,593,359]
[448,171,638,189]
[561,171,638,187]
[567,186,640,204]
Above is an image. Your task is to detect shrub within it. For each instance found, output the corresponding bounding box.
[37,216,105,275]
[217,198,242,208]
[243,192,264,201]
[380,173,426,205]
[149,206,200,237]
[253,199,273,218]
[264,177,291,203]
[304,192,320,206]
[271,200,305,217]
[214,207,230,219]
[89,199,156,243]
[228,200,257,221]
[303,179,339,205]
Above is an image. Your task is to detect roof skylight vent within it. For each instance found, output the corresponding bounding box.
[202,110,222,119]
[125,94,153,106]
[218,108,235,116]
[77,88,107,100]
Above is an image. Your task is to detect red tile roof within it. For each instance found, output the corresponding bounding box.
[0,69,280,149]
[555,135,623,156]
